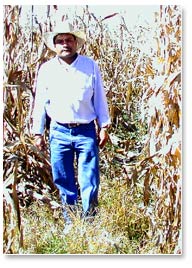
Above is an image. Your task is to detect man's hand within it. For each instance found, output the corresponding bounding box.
[34,135,45,150]
[98,128,109,149]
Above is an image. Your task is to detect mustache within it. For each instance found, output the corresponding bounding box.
[61,46,72,51]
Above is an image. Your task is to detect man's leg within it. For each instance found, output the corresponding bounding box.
[75,124,100,216]
[49,123,78,210]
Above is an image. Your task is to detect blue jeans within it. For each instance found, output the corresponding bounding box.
[49,121,99,215]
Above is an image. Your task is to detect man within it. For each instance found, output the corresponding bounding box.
[32,22,111,227]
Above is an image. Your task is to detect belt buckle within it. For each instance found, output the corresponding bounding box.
[68,123,79,128]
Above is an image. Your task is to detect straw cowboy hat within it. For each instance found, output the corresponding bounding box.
[43,21,86,52]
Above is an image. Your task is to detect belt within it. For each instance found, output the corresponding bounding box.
[56,121,94,128]
[56,122,86,128]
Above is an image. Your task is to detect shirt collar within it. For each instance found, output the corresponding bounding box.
[56,54,79,67]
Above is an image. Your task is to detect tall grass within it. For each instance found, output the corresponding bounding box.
[3,5,181,254]
[20,177,154,254]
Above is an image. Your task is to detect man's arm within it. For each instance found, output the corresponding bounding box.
[93,62,111,148]
[31,65,47,148]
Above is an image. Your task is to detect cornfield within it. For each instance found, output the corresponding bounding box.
[3,5,182,254]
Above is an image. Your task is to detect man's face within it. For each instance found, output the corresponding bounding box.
[54,33,78,59]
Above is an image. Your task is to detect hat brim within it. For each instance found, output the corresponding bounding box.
[43,31,86,52]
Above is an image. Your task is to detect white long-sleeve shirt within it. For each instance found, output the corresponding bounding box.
[32,54,111,134]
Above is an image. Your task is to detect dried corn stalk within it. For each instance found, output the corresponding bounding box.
[138,5,182,253]
[3,5,56,253]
